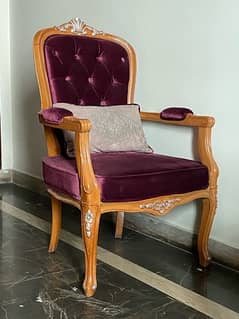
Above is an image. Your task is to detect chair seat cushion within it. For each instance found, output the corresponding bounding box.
[42,152,209,202]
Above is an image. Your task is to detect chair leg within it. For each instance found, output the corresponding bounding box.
[197,195,216,267]
[115,211,124,239]
[48,196,62,253]
[81,206,101,297]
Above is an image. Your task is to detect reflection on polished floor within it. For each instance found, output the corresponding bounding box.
[0,183,239,319]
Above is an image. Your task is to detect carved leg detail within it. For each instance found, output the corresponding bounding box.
[81,206,101,297]
[198,196,216,267]
[48,196,62,253]
[115,211,124,239]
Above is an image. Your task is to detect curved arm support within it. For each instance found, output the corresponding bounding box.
[43,126,61,156]
[140,111,219,189]
[197,127,219,189]
[74,126,101,206]
[39,114,101,204]
[39,114,93,157]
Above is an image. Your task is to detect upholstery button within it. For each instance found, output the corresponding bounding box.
[121,57,126,63]
[112,77,119,86]
[100,100,107,106]
[88,77,94,85]
[65,76,71,81]
[96,56,104,63]
[53,50,59,57]
[79,99,85,105]
[74,54,81,60]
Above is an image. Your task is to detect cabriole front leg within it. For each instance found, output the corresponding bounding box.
[197,195,216,267]
[81,206,101,297]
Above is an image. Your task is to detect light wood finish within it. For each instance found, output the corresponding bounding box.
[33,19,219,297]
[48,196,62,252]
[81,204,101,297]
[140,111,215,127]
[115,212,125,239]
[198,196,217,267]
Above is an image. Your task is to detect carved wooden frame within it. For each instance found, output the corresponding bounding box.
[34,18,219,297]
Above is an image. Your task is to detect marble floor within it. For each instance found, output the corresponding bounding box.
[0,184,239,319]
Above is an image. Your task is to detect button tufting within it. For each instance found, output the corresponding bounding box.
[112,77,120,86]
[88,77,94,85]
[45,36,130,106]
[74,54,81,61]
[79,99,85,105]
[100,100,107,106]
[96,56,104,63]
[53,50,59,57]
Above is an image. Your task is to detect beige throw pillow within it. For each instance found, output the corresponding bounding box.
[54,103,153,157]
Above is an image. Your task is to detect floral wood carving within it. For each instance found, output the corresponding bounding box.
[85,210,94,238]
[139,198,180,214]
[56,17,103,35]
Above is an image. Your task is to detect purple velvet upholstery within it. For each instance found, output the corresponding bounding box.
[40,107,73,124]
[42,153,209,202]
[160,107,193,121]
[44,35,129,106]
[42,35,207,204]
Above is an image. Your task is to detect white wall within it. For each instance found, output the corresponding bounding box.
[9,0,239,249]
[0,0,12,169]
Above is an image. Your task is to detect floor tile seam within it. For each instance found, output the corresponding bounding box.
[1,200,239,319]
[3,268,81,288]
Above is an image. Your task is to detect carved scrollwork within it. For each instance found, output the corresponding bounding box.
[139,198,180,214]
[56,17,103,36]
[85,210,94,238]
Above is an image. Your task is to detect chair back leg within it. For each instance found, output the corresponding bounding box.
[48,196,62,253]
[115,211,124,239]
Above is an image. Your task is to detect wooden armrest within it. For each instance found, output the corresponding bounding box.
[140,110,218,187]
[39,113,100,203]
[140,111,215,128]
[39,113,91,132]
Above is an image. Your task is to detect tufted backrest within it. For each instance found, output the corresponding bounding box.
[44,35,130,106]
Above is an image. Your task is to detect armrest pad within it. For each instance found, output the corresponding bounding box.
[39,107,73,124]
[160,107,193,121]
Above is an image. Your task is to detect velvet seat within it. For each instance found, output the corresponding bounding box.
[43,153,209,202]
[33,18,218,297]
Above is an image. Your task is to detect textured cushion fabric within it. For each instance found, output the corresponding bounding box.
[44,35,129,106]
[40,107,73,124]
[53,103,152,156]
[42,153,209,202]
[160,107,193,121]
[43,156,81,199]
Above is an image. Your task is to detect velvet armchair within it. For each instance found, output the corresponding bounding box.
[33,18,219,297]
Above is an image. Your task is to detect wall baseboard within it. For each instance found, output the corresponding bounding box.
[0,169,12,183]
[125,213,239,270]
[11,170,47,195]
[2,169,239,270]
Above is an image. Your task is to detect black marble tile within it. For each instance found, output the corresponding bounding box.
[0,205,211,319]
[1,183,239,314]
[0,264,210,319]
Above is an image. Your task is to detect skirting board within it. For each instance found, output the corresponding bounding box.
[12,170,47,195]
[124,213,239,270]
[0,169,12,183]
[2,169,239,270]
